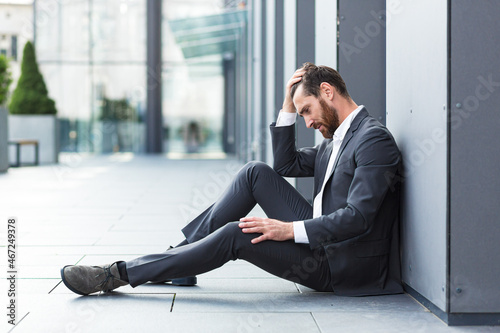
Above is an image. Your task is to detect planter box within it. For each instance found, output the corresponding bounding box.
[8,114,59,164]
[0,107,8,172]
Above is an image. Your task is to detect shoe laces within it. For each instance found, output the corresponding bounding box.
[94,264,118,294]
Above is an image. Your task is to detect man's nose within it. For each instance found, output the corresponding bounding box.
[305,117,314,128]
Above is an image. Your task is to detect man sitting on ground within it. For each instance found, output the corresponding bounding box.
[61,63,403,297]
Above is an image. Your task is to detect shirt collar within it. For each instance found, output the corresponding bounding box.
[333,105,364,141]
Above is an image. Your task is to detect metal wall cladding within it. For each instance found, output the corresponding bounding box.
[449,0,500,313]
[338,0,386,125]
[386,0,448,312]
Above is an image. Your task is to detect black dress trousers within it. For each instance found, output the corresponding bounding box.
[125,161,333,292]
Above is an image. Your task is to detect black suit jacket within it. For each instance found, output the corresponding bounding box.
[270,108,403,296]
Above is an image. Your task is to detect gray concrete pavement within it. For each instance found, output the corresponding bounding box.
[0,154,497,332]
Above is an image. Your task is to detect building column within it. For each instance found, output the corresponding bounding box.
[223,54,236,154]
[146,0,163,153]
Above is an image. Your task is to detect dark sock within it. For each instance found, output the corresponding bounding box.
[175,239,189,248]
[116,261,129,282]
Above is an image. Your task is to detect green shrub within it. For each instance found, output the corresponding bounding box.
[0,54,12,107]
[99,97,136,121]
[8,41,57,115]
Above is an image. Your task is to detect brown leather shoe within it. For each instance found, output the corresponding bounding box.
[61,262,128,295]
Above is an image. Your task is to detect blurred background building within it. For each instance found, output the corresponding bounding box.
[0,0,32,90]
[0,0,301,165]
[31,0,246,156]
[1,0,249,157]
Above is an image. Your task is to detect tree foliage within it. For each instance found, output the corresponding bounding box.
[8,41,57,115]
[0,54,12,107]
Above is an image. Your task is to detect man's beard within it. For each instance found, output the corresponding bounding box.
[318,98,340,138]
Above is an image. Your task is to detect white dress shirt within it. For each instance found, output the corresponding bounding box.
[275,105,364,243]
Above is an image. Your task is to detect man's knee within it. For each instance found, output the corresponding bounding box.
[241,161,272,173]
[218,222,254,254]
[239,161,275,182]
[219,221,245,241]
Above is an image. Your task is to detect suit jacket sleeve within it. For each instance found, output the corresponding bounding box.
[270,122,319,178]
[304,126,401,249]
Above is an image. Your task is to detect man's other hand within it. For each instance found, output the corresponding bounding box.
[239,217,294,244]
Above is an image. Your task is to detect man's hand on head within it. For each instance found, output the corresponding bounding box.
[239,217,294,244]
[282,69,305,113]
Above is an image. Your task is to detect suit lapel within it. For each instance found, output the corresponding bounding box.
[326,108,369,181]
[315,140,333,196]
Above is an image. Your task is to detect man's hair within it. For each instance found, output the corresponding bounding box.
[290,62,351,100]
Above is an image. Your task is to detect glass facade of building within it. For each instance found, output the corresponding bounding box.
[35,0,246,155]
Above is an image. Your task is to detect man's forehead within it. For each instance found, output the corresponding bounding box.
[292,84,307,105]
[293,85,318,107]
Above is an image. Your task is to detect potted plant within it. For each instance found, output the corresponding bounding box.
[8,41,59,164]
[0,54,12,172]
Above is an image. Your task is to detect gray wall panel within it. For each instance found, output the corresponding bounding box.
[260,0,267,162]
[265,0,277,165]
[296,0,315,201]
[338,0,386,124]
[449,0,500,313]
[386,0,448,312]
[274,0,284,115]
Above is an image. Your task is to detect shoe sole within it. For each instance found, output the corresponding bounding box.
[171,276,197,286]
[150,276,197,286]
[60,265,90,296]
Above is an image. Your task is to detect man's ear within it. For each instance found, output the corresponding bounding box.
[320,82,334,100]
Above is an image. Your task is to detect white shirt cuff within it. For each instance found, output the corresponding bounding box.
[276,111,297,127]
[293,221,309,244]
